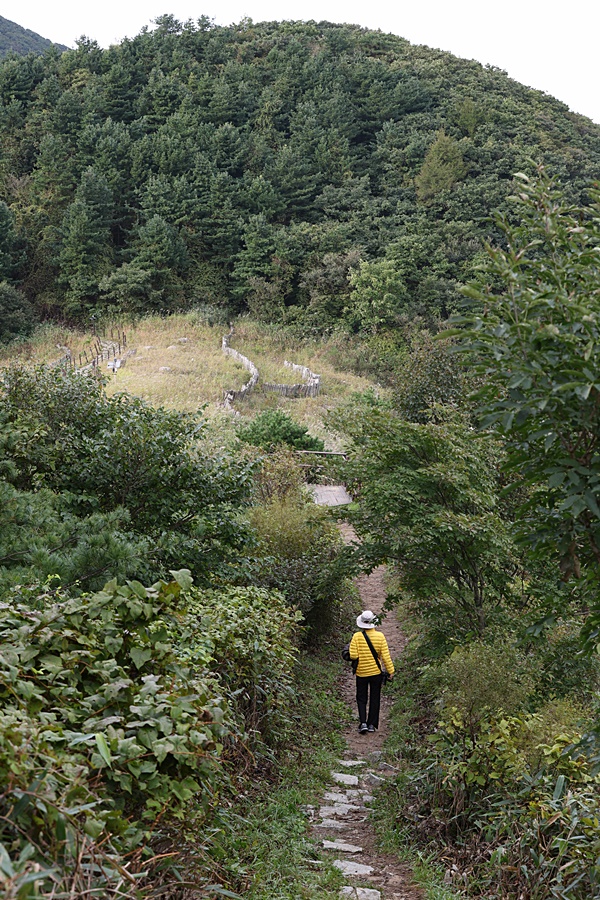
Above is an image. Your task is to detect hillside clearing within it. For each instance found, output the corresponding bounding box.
[0,315,380,448]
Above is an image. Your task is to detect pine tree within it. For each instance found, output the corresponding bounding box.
[57,169,114,318]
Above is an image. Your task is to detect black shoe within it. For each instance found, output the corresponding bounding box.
[367,725,376,733]
[359,722,368,734]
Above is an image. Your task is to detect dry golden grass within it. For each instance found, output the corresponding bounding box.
[103,316,247,410]
[222,322,377,449]
[0,314,380,448]
[0,324,100,367]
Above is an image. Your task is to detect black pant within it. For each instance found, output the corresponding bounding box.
[356,674,383,729]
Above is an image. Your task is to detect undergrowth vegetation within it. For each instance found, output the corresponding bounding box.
[0,569,351,899]
[0,572,231,898]
[0,358,355,897]
[379,640,600,899]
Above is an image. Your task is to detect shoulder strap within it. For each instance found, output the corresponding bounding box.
[362,630,382,671]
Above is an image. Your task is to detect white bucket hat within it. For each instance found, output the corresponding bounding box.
[356,610,377,629]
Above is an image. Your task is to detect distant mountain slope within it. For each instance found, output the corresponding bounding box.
[0,17,599,335]
[0,15,68,56]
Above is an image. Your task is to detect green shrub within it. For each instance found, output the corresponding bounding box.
[0,281,37,343]
[431,641,535,727]
[515,697,588,772]
[248,498,350,631]
[239,409,324,452]
[0,572,231,896]
[183,585,302,747]
[390,647,600,899]
[0,708,141,899]
[249,446,306,504]
[487,784,600,899]
[534,619,600,703]
[0,365,251,583]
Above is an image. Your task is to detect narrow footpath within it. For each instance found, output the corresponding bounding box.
[309,531,423,900]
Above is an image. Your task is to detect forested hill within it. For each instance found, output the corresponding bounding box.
[0,15,68,57]
[1,15,600,337]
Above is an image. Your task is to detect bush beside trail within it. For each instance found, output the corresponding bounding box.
[0,572,308,898]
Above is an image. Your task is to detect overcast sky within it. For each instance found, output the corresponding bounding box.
[6,1,600,124]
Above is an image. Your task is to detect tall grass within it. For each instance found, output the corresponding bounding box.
[0,323,99,365]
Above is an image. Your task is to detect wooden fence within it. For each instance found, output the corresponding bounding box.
[222,330,320,404]
[51,330,129,373]
[222,330,259,404]
[263,361,320,398]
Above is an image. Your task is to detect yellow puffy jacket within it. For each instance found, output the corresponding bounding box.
[349,629,395,678]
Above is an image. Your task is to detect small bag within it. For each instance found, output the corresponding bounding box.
[342,642,359,674]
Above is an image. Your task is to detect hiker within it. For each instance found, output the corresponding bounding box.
[349,609,394,734]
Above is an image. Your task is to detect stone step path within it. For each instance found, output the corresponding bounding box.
[309,754,421,899]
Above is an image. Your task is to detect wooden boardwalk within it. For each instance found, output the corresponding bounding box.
[307,484,353,507]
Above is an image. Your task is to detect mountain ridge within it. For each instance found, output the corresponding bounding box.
[0,14,69,56]
[0,17,599,343]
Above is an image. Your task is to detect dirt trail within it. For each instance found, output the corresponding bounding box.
[342,564,408,758]
[309,525,422,900]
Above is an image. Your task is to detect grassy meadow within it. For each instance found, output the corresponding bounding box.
[0,314,379,448]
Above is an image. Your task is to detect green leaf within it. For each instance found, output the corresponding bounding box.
[130,647,152,669]
[14,867,57,887]
[170,569,193,592]
[83,817,105,839]
[553,774,565,801]
[575,383,593,400]
[0,842,15,877]
[436,328,462,339]
[95,733,113,768]
[585,491,600,519]
[554,381,580,393]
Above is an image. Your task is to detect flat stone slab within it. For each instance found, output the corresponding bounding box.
[317,818,345,829]
[308,484,353,507]
[319,804,361,818]
[344,789,366,800]
[338,759,367,767]
[323,791,352,803]
[323,840,362,853]
[334,860,374,877]
[332,772,359,786]
[364,773,385,787]
[340,888,381,899]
